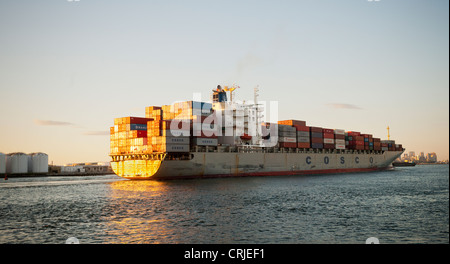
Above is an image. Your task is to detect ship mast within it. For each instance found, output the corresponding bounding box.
[387,126,390,140]
[254,86,262,145]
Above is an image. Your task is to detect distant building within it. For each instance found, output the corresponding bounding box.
[427,153,437,163]
[418,152,426,162]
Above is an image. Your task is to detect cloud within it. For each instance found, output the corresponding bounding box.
[326,103,362,110]
[34,119,76,126]
[83,131,110,136]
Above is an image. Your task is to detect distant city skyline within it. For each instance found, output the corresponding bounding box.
[401,151,445,163]
[0,0,448,165]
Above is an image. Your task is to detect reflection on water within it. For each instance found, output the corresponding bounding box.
[103,180,172,243]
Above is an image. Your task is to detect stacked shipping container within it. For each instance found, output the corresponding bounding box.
[110,117,153,155]
[310,127,324,149]
[144,101,219,153]
[334,129,346,150]
[111,109,402,155]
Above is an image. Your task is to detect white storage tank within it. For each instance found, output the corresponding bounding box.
[0,153,6,174]
[30,153,49,174]
[6,153,29,174]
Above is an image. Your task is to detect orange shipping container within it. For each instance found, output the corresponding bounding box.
[278,120,306,126]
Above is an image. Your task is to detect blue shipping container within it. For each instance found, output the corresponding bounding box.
[129,124,147,130]
[311,143,324,149]
[310,132,323,138]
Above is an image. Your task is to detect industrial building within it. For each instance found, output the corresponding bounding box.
[1,152,49,175]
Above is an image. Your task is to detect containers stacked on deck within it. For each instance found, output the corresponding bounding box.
[110,117,152,155]
[277,124,297,148]
[145,101,218,153]
[322,128,335,149]
[111,104,402,154]
[277,120,312,148]
[334,129,346,150]
[147,106,190,153]
[296,125,310,149]
[310,127,324,149]
[361,134,373,150]
[380,140,402,151]
[346,131,364,150]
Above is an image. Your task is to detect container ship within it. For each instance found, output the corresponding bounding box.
[109,85,404,180]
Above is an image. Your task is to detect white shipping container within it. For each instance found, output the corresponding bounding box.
[335,144,346,149]
[335,139,345,145]
[163,144,190,152]
[278,137,296,143]
[324,138,334,144]
[164,136,190,144]
[334,129,345,135]
[193,138,218,146]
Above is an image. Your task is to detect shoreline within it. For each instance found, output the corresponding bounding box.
[3,172,116,178]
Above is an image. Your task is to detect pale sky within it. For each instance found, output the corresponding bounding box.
[0,0,448,165]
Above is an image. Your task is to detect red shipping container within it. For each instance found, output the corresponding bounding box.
[310,127,323,133]
[279,142,297,148]
[322,128,334,134]
[323,144,335,149]
[311,137,324,143]
[356,141,364,146]
[124,117,153,125]
[297,142,310,148]
[137,130,147,137]
[355,145,364,150]
[323,133,334,139]
[347,131,361,136]
[293,125,310,132]
[334,134,345,140]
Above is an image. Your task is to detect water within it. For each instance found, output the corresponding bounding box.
[0,165,448,244]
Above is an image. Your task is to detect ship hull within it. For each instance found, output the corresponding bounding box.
[111,150,403,180]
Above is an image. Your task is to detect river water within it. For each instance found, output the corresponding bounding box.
[0,165,448,244]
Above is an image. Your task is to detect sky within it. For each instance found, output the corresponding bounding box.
[0,0,448,165]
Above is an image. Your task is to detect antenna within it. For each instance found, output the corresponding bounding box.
[224,84,239,102]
